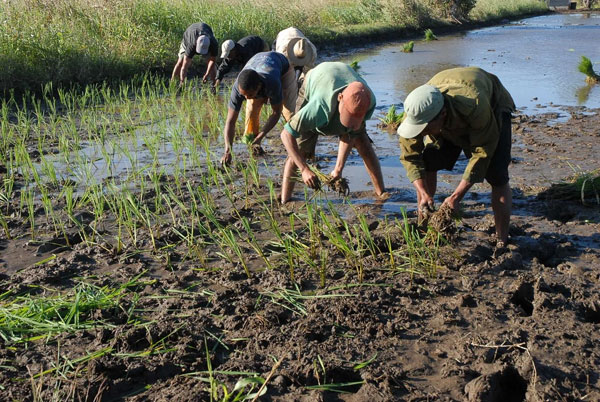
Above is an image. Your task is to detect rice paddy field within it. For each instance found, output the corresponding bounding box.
[2,1,600,401]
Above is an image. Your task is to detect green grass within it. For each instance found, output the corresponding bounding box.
[0,0,548,95]
[470,0,548,21]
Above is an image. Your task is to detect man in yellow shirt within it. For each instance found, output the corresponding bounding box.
[398,67,515,246]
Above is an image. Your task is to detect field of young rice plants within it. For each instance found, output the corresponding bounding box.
[0,74,451,400]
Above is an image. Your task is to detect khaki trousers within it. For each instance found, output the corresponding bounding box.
[243,66,298,135]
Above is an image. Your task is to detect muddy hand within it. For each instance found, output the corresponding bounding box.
[301,167,320,190]
[220,151,232,167]
[419,202,435,220]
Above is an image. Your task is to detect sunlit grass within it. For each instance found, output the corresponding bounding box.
[1,0,548,94]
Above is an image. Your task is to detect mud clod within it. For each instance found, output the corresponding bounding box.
[428,203,457,237]
[326,176,350,197]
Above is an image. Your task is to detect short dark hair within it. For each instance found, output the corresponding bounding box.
[238,69,261,92]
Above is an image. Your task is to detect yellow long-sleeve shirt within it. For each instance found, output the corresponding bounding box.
[400,67,515,184]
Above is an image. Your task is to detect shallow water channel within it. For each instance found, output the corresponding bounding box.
[43,12,600,215]
[331,11,600,212]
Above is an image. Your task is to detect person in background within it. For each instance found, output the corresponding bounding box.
[171,22,219,86]
[397,66,515,248]
[221,51,297,165]
[214,35,269,90]
[273,27,317,82]
[280,62,386,203]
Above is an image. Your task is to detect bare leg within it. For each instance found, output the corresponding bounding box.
[281,157,298,204]
[491,182,512,243]
[354,135,385,196]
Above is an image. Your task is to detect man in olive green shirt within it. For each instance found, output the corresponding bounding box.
[398,67,515,245]
[280,62,386,203]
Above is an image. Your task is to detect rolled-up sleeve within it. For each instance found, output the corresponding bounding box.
[399,136,427,183]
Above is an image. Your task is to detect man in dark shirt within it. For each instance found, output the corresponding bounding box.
[221,52,297,165]
[171,23,219,86]
[214,35,269,90]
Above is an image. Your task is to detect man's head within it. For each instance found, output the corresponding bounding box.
[397,84,444,139]
[196,35,210,55]
[238,69,262,99]
[337,81,371,131]
[220,39,236,59]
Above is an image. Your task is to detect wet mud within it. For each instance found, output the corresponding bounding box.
[1,104,599,401]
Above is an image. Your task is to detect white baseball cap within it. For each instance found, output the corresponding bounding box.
[397,84,444,139]
[220,39,235,59]
[196,35,210,55]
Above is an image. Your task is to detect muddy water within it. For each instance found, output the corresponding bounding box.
[324,12,600,212]
[37,13,599,212]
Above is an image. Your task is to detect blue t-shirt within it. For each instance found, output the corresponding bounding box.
[228,52,290,111]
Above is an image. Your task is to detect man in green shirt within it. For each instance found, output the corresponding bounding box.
[280,62,386,203]
[398,66,515,246]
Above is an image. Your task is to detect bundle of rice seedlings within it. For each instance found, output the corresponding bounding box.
[307,165,350,196]
[578,56,600,84]
[403,41,415,53]
[538,169,600,205]
[378,105,405,130]
[424,29,437,41]
[427,203,457,237]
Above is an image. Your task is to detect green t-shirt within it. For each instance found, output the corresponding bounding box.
[284,62,376,138]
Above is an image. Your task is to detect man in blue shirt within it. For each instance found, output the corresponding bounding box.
[221,52,297,165]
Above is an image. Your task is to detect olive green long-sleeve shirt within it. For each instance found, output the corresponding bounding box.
[400,67,515,184]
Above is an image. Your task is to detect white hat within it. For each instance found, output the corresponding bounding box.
[286,37,316,67]
[397,84,444,139]
[221,39,235,59]
[195,35,210,55]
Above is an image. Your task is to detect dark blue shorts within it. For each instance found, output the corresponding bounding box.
[423,112,512,186]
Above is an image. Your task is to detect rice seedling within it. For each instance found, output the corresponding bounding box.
[578,55,600,84]
[0,281,142,343]
[378,105,405,129]
[424,28,437,41]
[402,41,415,52]
[349,60,361,72]
[539,167,600,205]
[397,210,442,278]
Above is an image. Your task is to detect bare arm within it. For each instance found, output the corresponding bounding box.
[221,107,240,165]
[280,128,319,189]
[203,56,217,83]
[330,133,354,179]
[444,179,473,210]
[412,178,435,210]
[179,56,193,84]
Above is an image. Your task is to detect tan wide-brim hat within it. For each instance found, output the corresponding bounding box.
[286,37,316,67]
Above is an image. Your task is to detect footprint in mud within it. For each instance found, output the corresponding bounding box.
[581,299,600,323]
[464,366,527,402]
[510,282,534,317]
